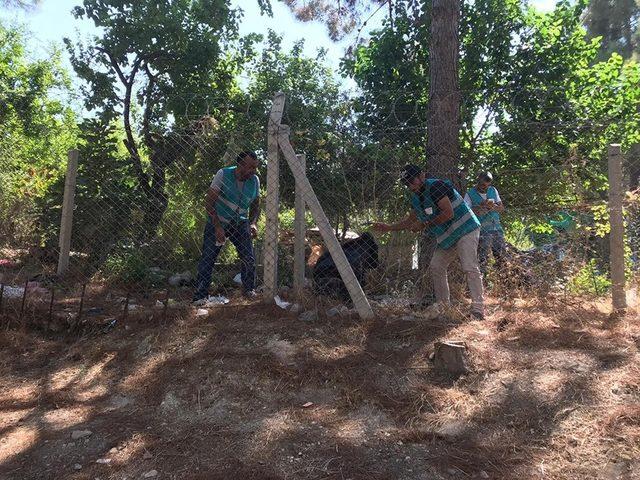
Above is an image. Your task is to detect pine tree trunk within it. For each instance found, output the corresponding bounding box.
[418,0,462,297]
[426,0,461,181]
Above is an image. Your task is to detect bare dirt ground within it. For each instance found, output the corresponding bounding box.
[0,291,638,480]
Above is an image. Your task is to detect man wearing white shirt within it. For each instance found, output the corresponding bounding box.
[464,172,506,276]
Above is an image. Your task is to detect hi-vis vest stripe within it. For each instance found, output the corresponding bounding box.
[214,166,259,223]
[467,186,502,232]
[411,179,480,249]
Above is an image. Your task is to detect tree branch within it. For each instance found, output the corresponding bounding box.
[94,47,170,194]
[95,46,128,86]
[141,62,157,148]
[122,56,146,182]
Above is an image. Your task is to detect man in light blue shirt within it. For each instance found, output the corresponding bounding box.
[464,172,506,276]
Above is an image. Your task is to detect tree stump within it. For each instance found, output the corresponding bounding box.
[433,341,469,375]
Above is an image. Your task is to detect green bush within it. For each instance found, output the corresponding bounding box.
[102,249,151,286]
[568,259,611,295]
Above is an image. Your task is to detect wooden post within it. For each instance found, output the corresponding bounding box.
[608,144,627,311]
[277,126,374,319]
[57,149,79,276]
[294,153,307,293]
[263,92,286,299]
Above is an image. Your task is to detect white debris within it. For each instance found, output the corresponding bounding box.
[202,295,229,307]
[3,286,25,299]
[274,296,292,310]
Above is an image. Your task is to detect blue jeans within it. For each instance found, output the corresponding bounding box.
[478,229,506,275]
[194,220,256,300]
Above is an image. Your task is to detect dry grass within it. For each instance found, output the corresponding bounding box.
[0,288,638,480]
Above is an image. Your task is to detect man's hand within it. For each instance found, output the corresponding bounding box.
[250,223,258,238]
[372,222,392,233]
[474,205,488,215]
[215,226,226,246]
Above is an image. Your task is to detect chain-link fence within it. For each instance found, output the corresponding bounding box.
[623,144,640,308]
[0,89,638,328]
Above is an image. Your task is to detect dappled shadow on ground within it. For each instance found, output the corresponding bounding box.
[0,292,638,480]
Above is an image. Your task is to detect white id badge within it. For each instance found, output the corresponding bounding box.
[424,207,433,216]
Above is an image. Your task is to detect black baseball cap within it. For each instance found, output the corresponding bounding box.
[400,164,422,185]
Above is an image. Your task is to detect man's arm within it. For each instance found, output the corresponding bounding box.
[472,204,488,216]
[427,196,455,226]
[205,187,223,228]
[388,211,421,231]
[206,169,226,230]
[426,181,456,225]
[205,187,228,246]
[248,196,261,236]
[466,191,488,216]
[249,196,261,225]
[492,189,505,213]
[373,211,422,232]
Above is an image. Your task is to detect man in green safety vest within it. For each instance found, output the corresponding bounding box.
[193,151,261,303]
[373,165,485,319]
[464,171,506,276]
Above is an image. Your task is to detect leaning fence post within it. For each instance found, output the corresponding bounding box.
[263,92,286,299]
[608,144,627,311]
[57,149,79,276]
[294,153,307,294]
[277,126,374,320]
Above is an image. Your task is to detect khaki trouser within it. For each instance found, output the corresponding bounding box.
[429,229,484,314]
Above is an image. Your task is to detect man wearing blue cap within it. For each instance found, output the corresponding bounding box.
[373,165,485,319]
[464,171,506,276]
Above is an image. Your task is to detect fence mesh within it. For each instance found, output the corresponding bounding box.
[0,88,638,329]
